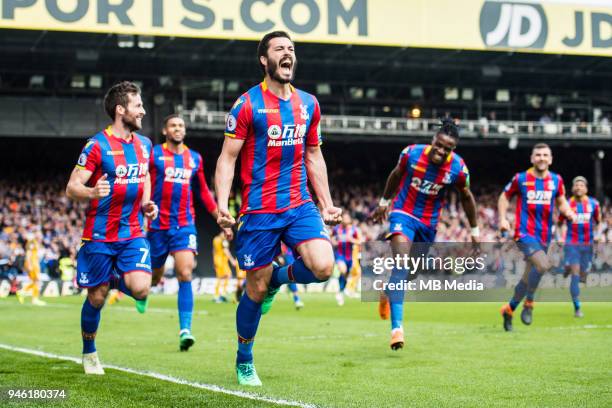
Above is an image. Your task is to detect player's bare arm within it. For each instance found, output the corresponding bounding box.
[373,163,405,223]
[458,186,480,244]
[141,173,158,220]
[305,145,342,225]
[66,168,109,202]
[497,192,512,233]
[215,137,245,228]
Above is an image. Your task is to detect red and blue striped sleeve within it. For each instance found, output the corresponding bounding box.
[225,95,252,140]
[455,159,470,191]
[593,199,602,223]
[76,139,101,173]
[306,97,322,146]
[398,146,411,168]
[555,174,566,197]
[504,173,520,199]
[193,153,217,214]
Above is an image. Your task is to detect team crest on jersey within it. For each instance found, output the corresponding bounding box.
[189,157,196,169]
[547,180,556,190]
[141,145,150,159]
[79,273,89,285]
[300,104,310,121]
[243,254,254,268]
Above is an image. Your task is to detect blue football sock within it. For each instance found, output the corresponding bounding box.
[178,281,193,332]
[386,268,407,330]
[236,293,262,364]
[570,274,581,311]
[81,299,101,354]
[526,266,543,302]
[509,280,527,310]
[270,258,324,288]
[338,274,347,292]
[288,283,300,302]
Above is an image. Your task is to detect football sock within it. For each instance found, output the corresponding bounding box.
[270,258,324,288]
[214,280,221,298]
[236,294,262,364]
[178,281,193,332]
[526,266,543,302]
[570,274,581,311]
[387,268,407,330]
[288,283,300,302]
[509,280,527,310]
[81,299,101,354]
[338,273,347,292]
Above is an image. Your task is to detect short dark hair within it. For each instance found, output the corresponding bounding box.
[532,142,551,152]
[103,81,141,120]
[437,118,460,139]
[257,31,293,75]
[163,113,183,127]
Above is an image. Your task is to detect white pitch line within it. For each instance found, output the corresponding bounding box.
[0,343,317,408]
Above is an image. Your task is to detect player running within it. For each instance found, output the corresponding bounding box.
[331,213,362,306]
[16,231,46,306]
[213,231,236,303]
[373,119,479,350]
[499,143,576,331]
[148,113,228,351]
[558,176,601,318]
[66,81,159,374]
[215,31,341,386]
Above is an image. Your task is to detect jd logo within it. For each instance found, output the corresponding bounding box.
[480,2,547,49]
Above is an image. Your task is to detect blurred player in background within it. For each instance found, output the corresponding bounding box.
[213,230,236,303]
[558,176,601,318]
[331,213,362,306]
[499,143,576,331]
[277,242,304,309]
[148,114,229,351]
[344,239,362,297]
[216,31,341,386]
[16,231,46,305]
[66,81,158,374]
[373,119,479,350]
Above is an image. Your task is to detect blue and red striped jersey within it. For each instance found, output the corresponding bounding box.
[391,144,470,228]
[224,81,322,215]
[560,196,600,244]
[504,168,565,245]
[76,127,152,242]
[332,225,360,259]
[149,143,217,230]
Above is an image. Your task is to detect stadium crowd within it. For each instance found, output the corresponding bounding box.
[1,176,612,279]
[0,178,81,280]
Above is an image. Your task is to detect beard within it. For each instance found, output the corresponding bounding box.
[266,58,296,84]
[122,112,141,132]
[167,133,184,145]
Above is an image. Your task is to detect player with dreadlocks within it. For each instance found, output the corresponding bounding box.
[373,118,479,350]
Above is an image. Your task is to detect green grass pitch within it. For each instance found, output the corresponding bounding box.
[1,293,611,407]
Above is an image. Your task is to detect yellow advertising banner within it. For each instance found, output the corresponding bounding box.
[0,0,611,56]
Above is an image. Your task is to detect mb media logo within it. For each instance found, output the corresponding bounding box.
[480,2,548,49]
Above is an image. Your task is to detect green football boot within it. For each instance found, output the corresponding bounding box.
[236,362,262,386]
